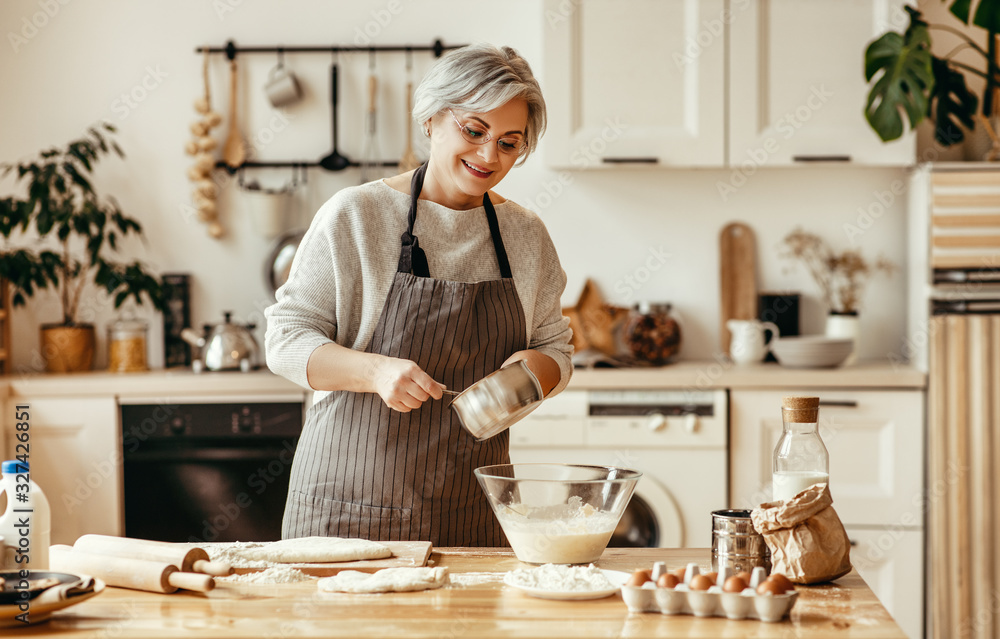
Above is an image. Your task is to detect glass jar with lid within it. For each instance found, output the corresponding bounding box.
[622,302,682,365]
[107,319,148,373]
[772,396,830,501]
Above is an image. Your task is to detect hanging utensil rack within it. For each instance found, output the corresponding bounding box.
[195,39,465,172]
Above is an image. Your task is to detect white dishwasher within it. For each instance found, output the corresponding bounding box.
[508,388,728,549]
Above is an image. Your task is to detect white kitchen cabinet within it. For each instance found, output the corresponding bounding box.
[729,389,924,525]
[542,0,726,167]
[543,0,915,169]
[3,397,121,545]
[729,0,915,166]
[847,527,924,639]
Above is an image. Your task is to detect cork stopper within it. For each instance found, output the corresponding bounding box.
[782,396,819,422]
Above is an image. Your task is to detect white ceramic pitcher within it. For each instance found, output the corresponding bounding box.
[727,319,779,364]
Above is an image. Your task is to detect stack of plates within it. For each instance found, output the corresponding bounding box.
[770,336,854,368]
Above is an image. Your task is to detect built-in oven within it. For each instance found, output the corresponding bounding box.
[119,394,304,543]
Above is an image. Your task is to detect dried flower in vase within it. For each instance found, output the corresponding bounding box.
[780,229,895,314]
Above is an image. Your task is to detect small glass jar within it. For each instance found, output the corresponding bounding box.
[108,319,148,373]
[622,302,682,365]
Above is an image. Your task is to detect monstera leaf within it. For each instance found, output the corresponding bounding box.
[864,12,934,142]
[929,57,978,145]
[949,0,1000,34]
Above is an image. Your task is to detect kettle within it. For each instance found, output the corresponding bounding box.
[181,312,259,373]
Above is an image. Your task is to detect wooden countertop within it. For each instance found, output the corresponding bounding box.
[1,360,924,398]
[29,548,905,638]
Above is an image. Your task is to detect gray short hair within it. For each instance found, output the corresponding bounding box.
[413,43,546,165]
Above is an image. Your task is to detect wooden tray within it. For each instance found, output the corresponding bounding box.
[231,541,433,577]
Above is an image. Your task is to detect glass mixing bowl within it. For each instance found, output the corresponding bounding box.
[474,463,642,565]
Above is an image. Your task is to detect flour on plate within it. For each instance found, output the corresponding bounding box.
[506,564,613,592]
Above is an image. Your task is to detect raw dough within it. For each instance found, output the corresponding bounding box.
[221,537,392,564]
[317,567,449,593]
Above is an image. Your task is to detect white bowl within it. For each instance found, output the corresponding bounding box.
[770,336,853,368]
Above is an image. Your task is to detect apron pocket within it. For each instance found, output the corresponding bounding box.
[285,489,411,541]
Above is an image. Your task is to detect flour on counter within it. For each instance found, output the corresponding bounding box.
[506,564,614,592]
[202,541,270,568]
[447,572,505,587]
[220,566,313,584]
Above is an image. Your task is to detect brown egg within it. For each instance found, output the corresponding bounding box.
[723,576,747,593]
[767,573,795,592]
[672,567,687,581]
[736,571,753,585]
[656,573,679,589]
[757,579,788,596]
[689,574,713,591]
[703,571,718,585]
[625,569,652,587]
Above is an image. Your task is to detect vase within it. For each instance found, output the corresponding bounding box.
[40,324,96,373]
[824,311,859,366]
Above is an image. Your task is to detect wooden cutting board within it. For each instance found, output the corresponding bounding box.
[719,222,758,355]
[231,541,433,577]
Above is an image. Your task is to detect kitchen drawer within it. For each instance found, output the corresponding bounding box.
[730,389,925,527]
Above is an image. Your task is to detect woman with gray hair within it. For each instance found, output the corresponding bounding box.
[265,44,573,546]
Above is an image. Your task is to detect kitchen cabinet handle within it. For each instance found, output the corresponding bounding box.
[792,155,852,163]
[818,400,858,408]
[602,157,660,164]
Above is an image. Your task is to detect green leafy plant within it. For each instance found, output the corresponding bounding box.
[0,123,167,325]
[864,1,1000,146]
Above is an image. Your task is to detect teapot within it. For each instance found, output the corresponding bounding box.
[181,311,259,373]
[727,319,779,365]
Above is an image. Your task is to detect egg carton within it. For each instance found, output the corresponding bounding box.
[620,563,798,622]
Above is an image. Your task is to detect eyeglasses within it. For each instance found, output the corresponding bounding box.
[448,109,526,156]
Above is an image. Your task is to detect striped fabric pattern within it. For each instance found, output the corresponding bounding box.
[283,273,526,546]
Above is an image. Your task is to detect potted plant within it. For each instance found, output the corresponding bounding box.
[780,229,895,364]
[863,2,1000,153]
[0,123,167,372]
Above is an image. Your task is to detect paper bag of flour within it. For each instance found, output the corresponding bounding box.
[750,483,852,584]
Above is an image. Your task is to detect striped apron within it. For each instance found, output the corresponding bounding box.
[281,163,525,546]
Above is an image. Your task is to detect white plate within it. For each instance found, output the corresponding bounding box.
[503,569,631,600]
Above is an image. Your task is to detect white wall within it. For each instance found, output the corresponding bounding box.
[0,0,911,374]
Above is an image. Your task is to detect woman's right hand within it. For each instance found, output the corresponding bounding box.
[370,356,446,412]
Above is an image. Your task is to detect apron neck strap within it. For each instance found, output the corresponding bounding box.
[397,162,513,280]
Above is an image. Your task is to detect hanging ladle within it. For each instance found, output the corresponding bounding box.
[319,61,351,171]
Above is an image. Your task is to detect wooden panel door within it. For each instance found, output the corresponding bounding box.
[728,0,916,166]
[4,397,121,545]
[543,0,726,167]
[729,389,924,526]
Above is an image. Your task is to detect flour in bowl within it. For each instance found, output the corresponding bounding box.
[507,564,613,592]
[495,496,618,564]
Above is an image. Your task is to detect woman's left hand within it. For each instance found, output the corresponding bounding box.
[502,350,559,396]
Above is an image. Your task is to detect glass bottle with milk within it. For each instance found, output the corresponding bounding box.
[772,396,829,501]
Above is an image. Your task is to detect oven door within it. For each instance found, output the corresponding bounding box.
[121,399,303,543]
[124,441,298,543]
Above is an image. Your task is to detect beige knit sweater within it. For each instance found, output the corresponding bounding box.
[264,179,573,400]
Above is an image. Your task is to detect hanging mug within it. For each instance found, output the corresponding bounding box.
[264,62,302,108]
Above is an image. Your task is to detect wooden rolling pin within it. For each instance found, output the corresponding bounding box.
[73,534,232,576]
[50,545,215,593]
